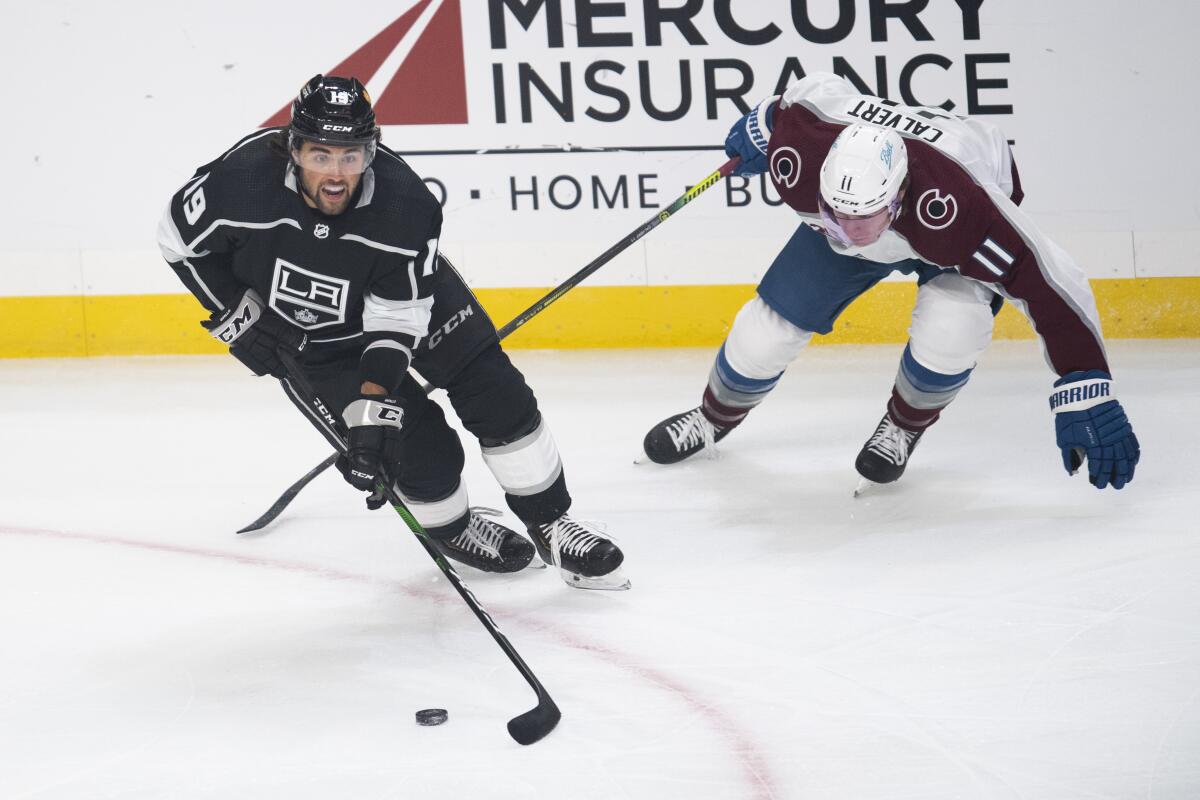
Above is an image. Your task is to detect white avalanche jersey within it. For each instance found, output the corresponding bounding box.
[767,72,1107,377]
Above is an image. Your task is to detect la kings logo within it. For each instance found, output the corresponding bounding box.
[269,258,349,330]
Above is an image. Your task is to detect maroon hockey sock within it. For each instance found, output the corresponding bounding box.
[701,386,752,430]
[886,387,944,432]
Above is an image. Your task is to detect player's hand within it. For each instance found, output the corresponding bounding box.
[724,95,779,177]
[201,288,307,379]
[1050,370,1140,490]
[340,395,407,493]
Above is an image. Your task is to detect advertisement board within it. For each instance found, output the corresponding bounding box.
[1,1,1197,355]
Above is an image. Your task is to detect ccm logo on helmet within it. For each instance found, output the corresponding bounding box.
[322,124,355,132]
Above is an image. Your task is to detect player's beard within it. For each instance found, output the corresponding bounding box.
[298,169,360,216]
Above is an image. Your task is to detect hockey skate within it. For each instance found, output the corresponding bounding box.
[641,407,730,465]
[529,514,630,591]
[853,414,924,496]
[435,508,537,574]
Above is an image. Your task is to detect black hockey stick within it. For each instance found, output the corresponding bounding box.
[237,155,741,533]
[492,154,740,338]
[276,351,560,745]
[236,452,338,533]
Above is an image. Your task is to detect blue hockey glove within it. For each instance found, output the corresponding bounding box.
[724,95,779,177]
[1050,370,1140,490]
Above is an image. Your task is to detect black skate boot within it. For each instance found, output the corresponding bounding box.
[436,508,536,574]
[642,407,730,465]
[529,514,630,590]
[854,413,924,494]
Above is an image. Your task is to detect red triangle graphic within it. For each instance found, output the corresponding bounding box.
[375,0,468,125]
[261,0,438,127]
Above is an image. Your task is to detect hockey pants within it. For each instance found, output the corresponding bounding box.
[702,272,998,433]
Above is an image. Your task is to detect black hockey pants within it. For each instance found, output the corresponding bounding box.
[282,256,570,531]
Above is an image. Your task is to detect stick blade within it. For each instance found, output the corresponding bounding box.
[507,696,561,745]
[236,510,280,534]
[236,493,296,533]
[235,453,339,534]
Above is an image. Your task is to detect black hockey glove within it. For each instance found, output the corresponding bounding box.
[201,288,307,379]
[339,395,408,493]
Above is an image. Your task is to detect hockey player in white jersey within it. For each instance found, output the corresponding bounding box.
[159,75,628,588]
[642,73,1139,492]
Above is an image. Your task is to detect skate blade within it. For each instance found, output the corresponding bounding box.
[633,450,648,465]
[853,477,877,498]
[557,566,631,591]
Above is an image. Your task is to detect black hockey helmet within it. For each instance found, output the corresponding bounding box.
[288,75,380,169]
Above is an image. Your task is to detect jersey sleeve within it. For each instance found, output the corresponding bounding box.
[157,170,244,313]
[976,188,1108,375]
[358,203,443,393]
[918,183,1109,377]
[778,72,860,111]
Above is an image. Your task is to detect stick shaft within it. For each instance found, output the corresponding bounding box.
[496,156,740,340]
[277,355,559,744]
[239,156,740,533]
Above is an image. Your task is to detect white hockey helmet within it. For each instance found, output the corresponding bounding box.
[819,123,908,217]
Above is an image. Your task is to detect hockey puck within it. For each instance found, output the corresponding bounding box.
[415,708,448,726]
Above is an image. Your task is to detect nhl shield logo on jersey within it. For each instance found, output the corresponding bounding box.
[268,258,349,330]
[313,223,330,239]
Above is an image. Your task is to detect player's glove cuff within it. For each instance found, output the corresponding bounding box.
[342,396,407,430]
[724,95,780,177]
[204,288,265,344]
[1049,369,1114,413]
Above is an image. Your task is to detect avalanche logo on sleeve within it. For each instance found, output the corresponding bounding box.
[269,258,349,330]
[916,188,958,230]
[770,147,802,189]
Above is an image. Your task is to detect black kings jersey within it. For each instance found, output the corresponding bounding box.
[157,128,442,391]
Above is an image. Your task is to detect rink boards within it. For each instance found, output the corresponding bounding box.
[4,2,1200,358]
[2,276,1198,358]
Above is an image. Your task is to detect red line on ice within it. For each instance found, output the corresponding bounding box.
[0,524,779,799]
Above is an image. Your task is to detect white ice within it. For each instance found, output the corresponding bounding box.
[1,340,1198,799]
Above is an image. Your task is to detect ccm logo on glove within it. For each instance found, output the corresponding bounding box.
[207,290,263,344]
[343,398,405,428]
[201,288,308,379]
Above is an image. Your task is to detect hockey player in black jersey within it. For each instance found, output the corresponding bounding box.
[157,74,628,590]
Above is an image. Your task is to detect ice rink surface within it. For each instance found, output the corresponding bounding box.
[2,340,1197,800]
